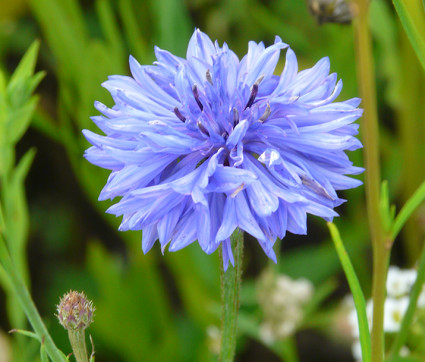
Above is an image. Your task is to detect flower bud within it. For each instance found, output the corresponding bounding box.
[57,291,95,331]
[307,0,354,25]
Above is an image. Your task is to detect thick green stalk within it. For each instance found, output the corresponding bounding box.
[68,329,89,362]
[8,264,65,361]
[353,1,390,361]
[219,230,243,362]
[370,242,390,361]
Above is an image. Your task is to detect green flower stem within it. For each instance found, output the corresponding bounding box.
[370,242,391,361]
[390,242,425,356]
[219,229,243,362]
[0,237,65,361]
[353,1,391,361]
[327,222,371,362]
[68,329,89,362]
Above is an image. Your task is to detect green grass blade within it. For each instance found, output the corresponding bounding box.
[393,0,425,72]
[392,179,425,240]
[327,222,371,362]
[118,0,147,61]
[95,0,124,57]
[150,0,192,55]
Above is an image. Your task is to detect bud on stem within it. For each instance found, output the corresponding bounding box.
[57,291,95,362]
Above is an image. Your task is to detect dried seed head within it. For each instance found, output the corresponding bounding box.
[57,291,95,331]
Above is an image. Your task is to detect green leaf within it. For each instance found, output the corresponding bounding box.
[327,222,371,362]
[1,40,44,147]
[9,328,40,342]
[10,148,36,189]
[3,148,35,284]
[7,41,40,94]
[392,179,425,240]
[393,0,425,72]
[6,97,39,145]
[0,260,12,292]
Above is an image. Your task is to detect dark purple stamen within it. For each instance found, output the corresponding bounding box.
[197,121,209,136]
[192,85,204,111]
[233,107,239,125]
[259,103,271,122]
[174,107,186,122]
[206,69,213,85]
[244,75,264,110]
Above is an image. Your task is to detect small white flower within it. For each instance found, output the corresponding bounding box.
[351,340,362,361]
[386,266,417,298]
[273,275,314,304]
[257,270,314,342]
[259,322,275,345]
[290,278,314,302]
[383,297,409,333]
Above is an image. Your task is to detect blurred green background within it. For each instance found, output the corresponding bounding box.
[0,0,424,360]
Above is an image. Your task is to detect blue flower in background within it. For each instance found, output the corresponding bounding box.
[83,29,363,270]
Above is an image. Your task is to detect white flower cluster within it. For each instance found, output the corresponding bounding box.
[257,269,314,344]
[347,266,424,361]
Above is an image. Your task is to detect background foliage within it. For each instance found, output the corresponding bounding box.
[0,0,424,360]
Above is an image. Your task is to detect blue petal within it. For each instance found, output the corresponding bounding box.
[234,192,266,240]
[169,209,197,251]
[84,147,124,170]
[187,29,216,64]
[272,48,298,95]
[221,238,234,271]
[142,223,159,253]
[226,119,250,150]
[216,196,238,241]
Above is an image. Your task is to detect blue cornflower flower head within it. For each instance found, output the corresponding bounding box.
[83,29,363,270]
